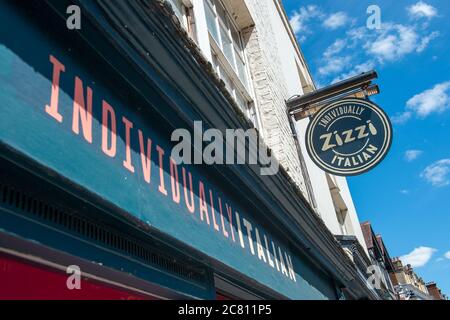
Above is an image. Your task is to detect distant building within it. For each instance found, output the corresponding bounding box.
[390,258,434,300]
[360,222,396,299]
[426,282,447,300]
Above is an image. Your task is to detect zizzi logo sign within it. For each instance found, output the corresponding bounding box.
[305,98,392,176]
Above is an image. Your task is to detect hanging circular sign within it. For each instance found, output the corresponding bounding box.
[305,98,392,176]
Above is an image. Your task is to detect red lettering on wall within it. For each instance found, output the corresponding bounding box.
[72,76,93,143]
[138,130,153,184]
[170,158,181,204]
[209,190,220,232]
[156,145,168,196]
[218,197,229,238]
[122,116,135,173]
[101,100,117,157]
[182,168,195,214]
[226,203,235,242]
[198,181,210,225]
[45,55,65,123]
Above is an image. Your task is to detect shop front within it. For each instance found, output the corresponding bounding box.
[0,0,373,300]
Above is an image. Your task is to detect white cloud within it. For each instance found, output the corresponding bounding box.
[347,27,366,42]
[289,5,323,35]
[390,82,450,124]
[289,12,303,34]
[407,82,450,117]
[368,34,397,59]
[391,111,412,125]
[318,56,351,76]
[417,31,440,52]
[316,21,439,86]
[405,150,423,162]
[323,12,349,29]
[400,189,410,195]
[445,251,450,259]
[305,4,439,86]
[421,159,450,187]
[400,246,437,267]
[408,1,438,19]
[289,7,353,40]
[367,24,418,62]
[323,39,347,58]
[367,24,439,61]
[332,61,375,84]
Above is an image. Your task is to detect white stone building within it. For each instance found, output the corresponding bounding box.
[168,0,368,254]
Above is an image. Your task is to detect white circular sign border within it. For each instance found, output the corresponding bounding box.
[305,98,393,176]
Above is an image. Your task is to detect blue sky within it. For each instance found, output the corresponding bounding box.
[282,0,450,296]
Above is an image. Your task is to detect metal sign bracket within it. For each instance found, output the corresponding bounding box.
[287,71,380,121]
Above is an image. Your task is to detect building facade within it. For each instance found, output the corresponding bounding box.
[390,258,433,300]
[0,0,377,299]
[426,282,447,300]
[360,222,396,299]
[181,0,370,269]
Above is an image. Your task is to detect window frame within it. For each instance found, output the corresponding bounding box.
[168,0,187,27]
[167,0,197,41]
[204,0,256,125]
[205,1,250,89]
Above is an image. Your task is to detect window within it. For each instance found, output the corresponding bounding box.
[235,90,247,112]
[235,52,248,89]
[204,0,257,127]
[204,0,249,89]
[167,0,185,23]
[213,52,255,120]
[167,0,197,41]
[336,209,348,235]
[205,1,219,42]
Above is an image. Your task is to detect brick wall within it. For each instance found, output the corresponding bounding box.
[242,0,308,197]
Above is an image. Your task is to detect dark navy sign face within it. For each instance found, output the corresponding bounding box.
[306,98,392,176]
